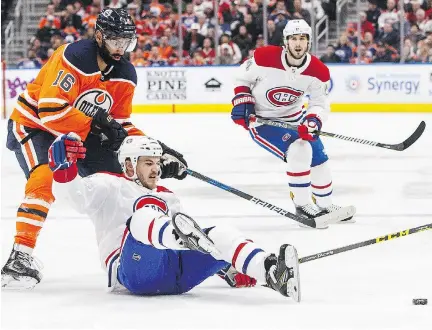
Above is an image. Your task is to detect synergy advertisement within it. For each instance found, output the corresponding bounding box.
[3,64,432,115]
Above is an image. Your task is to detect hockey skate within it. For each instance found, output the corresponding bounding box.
[312,196,356,223]
[172,212,221,255]
[1,245,42,290]
[294,202,330,228]
[265,244,300,302]
[291,193,356,226]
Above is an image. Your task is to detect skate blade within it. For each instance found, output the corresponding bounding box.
[173,215,221,256]
[1,274,38,290]
[284,245,301,303]
[298,220,328,229]
[316,206,356,225]
[336,217,356,224]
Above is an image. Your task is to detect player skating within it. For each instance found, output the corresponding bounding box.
[46,134,301,301]
[231,19,355,223]
[2,8,187,289]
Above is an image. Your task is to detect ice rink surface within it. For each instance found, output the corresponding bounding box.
[1,113,432,330]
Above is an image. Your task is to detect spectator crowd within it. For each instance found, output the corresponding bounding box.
[320,0,432,64]
[15,0,432,68]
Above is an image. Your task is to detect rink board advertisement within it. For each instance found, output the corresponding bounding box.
[3,64,432,115]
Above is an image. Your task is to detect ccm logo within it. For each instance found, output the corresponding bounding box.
[266,87,304,107]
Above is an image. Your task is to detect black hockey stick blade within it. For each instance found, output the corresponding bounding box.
[385,120,426,151]
[298,223,432,264]
[255,118,426,152]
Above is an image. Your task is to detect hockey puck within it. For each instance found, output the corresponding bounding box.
[412,298,428,305]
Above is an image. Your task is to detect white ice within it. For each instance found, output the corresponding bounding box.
[1,113,432,330]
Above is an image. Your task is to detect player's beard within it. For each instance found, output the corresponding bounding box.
[286,45,307,66]
[288,45,306,59]
[137,170,158,190]
[98,40,122,67]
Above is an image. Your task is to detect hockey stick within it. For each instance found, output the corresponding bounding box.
[187,168,333,229]
[254,117,426,152]
[299,223,432,264]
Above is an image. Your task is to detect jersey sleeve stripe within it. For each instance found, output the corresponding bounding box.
[38,98,69,106]
[14,103,62,136]
[17,96,38,113]
[38,103,69,114]
[40,106,73,124]
[23,90,38,107]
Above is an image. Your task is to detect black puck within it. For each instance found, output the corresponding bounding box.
[412,298,428,305]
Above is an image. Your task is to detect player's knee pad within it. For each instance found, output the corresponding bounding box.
[25,165,55,203]
[285,139,313,170]
[128,207,171,248]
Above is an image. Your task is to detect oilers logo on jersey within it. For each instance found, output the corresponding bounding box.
[133,195,169,215]
[74,89,114,116]
[265,87,304,107]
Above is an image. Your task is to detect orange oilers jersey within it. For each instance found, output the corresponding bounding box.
[10,39,143,140]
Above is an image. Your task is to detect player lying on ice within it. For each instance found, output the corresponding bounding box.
[48,134,301,301]
[231,19,355,223]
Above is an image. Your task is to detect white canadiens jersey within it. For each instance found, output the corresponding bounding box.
[234,46,331,123]
[52,173,182,270]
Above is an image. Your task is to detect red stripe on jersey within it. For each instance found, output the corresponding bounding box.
[232,242,248,268]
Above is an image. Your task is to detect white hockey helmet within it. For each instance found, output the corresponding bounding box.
[283,19,312,50]
[117,136,163,180]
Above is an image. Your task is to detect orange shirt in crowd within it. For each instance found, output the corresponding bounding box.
[83,14,97,28]
[159,45,173,59]
[39,17,62,29]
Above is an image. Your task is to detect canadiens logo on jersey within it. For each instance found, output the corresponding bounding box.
[266,87,304,107]
[133,195,169,215]
[74,89,114,116]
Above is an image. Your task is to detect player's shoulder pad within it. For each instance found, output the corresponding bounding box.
[156,186,174,194]
[110,58,137,86]
[94,171,132,183]
[253,46,284,70]
[64,39,99,74]
[301,55,330,83]
[81,171,120,191]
